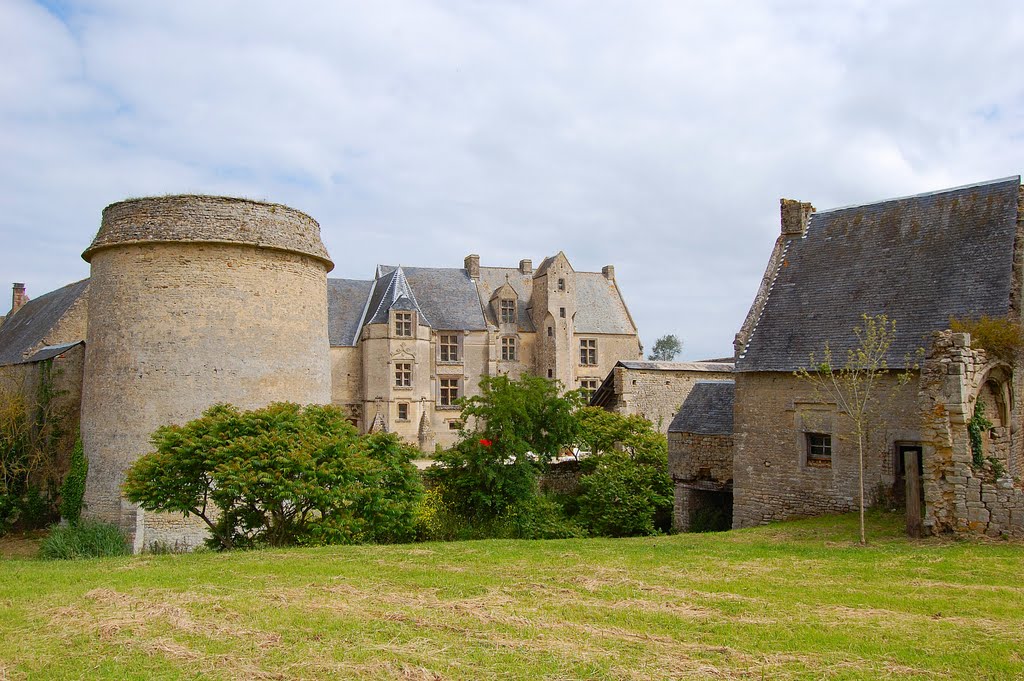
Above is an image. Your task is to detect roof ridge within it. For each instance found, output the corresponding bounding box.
[814,175,1021,216]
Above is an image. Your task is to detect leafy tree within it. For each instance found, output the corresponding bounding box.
[573,410,672,536]
[429,375,583,522]
[124,403,423,550]
[648,334,682,361]
[795,314,915,545]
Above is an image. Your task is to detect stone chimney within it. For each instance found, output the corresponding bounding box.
[11,283,28,314]
[780,199,815,237]
[602,265,615,281]
[519,259,533,275]
[464,254,480,279]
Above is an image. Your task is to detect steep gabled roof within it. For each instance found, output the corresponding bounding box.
[668,380,735,435]
[738,176,1022,372]
[367,265,486,331]
[574,273,637,335]
[0,279,89,367]
[327,278,374,346]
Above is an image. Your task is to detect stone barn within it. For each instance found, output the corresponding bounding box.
[727,175,1024,536]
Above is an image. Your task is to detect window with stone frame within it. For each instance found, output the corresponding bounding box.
[580,378,599,399]
[501,336,517,361]
[439,377,461,408]
[500,299,516,325]
[397,402,409,421]
[394,311,413,337]
[394,362,412,388]
[557,278,566,291]
[579,338,598,366]
[439,333,461,362]
[805,432,832,467]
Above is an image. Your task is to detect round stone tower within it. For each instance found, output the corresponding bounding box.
[80,195,333,551]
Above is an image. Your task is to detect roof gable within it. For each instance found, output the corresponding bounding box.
[738,176,1021,372]
[0,279,89,366]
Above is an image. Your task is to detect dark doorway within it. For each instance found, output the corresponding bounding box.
[687,488,733,532]
[896,445,924,537]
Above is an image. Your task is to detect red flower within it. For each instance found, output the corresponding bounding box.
[479,438,493,447]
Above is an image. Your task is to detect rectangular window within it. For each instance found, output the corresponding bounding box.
[439,377,460,407]
[439,333,460,362]
[559,307,566,318]
[500,299,516,324]
[558,278,566,291]
[448,420,462,431]
[547,369,553,378]
[394,311,413,337]
[501,336,517,361]
[547,326,553,337]
[397,403,409,421]
[580,378,599,398]
[580,338,597,366]
[806,433,832,467]
[394,362,412,388]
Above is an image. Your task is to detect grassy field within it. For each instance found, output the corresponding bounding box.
[1,512,1022,680]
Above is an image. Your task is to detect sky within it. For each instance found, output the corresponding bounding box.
[1,1,1022,361]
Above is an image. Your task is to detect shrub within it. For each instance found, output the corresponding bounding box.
[39,520,130,560]
[124,403,423,550]
[950,315,1024,361]
[574,451,673,537]
[414,489,584,541]
[60,440,88,526]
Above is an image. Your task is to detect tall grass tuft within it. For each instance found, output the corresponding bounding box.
[38,520,130,560]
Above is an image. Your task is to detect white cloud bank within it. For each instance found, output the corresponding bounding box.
[1,0,1022,359]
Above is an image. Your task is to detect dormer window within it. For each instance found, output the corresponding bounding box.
[558,278,566,292]
[500,299,516,324]
[394,311,413,337]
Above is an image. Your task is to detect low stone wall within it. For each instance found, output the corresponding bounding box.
[668,432,733,484]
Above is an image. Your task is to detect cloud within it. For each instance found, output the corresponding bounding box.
[1,0,1022,360]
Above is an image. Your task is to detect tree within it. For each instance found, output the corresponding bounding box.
[429,375,583,522]
[648,334,682,361]
[573,409,672,537]
[123,403,423,549]
[795,314,914,545]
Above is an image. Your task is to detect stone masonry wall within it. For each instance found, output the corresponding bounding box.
[919,331,1024,538]
[613,365,733,434]
[81,195,332,552]
[668,432,733,484]
[732,371,921,528]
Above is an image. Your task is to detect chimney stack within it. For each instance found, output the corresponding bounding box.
[519,259,533,275]
[464,254,480,279]
[11,283,28,314]
[780,199,815,237]
[602,265,615,281]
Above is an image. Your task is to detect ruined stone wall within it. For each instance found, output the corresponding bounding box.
[919,331,1024,537]
[732,371,920,528]
[81,195,332,552]
[611,366,733,433]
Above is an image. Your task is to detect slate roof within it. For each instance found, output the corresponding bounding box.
[738,176,1022,372]
[574,274,637,335]
[327,278,374,346]
[356,265,487,336]
[617,360,734,372]
[24,341,84,363]
[476,267,536,332]
[668,380,735,435]
[0,279,89,366]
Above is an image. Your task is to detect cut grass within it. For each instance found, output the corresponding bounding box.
[1,511,1023,679]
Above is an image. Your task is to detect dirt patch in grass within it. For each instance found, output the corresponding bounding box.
[0,530,46,559]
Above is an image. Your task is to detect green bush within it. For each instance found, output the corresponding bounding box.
[415,489,584,542]
[39,520,130,560]
[574,449,673,538]
[950,315,1024,361]
[124,403,423,550]
[60,440,88,526]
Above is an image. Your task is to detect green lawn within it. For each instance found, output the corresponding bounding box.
[1,512,1022,680]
